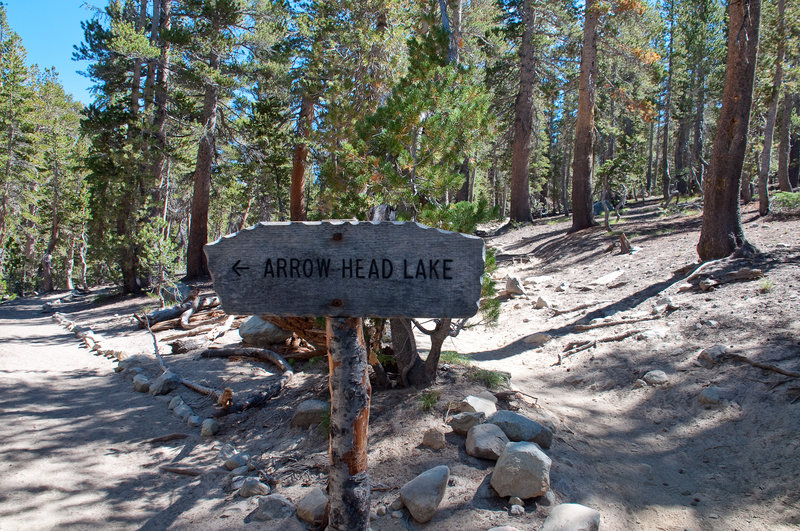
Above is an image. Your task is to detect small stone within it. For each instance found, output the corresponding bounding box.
[698,344,729,368]
[296,487,328,525]
[229,465,249,476]
[218,443,237,460]
[187,415,202,427]
[633,379,648,389]
[487,410,553,449]
[698,386,723,407]
[168,395,185,410]
[238,477,270,497]
[536,490,556,507]
[540,503,600,531]
[224,453,250,471]
[399,465,450,523]
[201,418,220,437]
[173,404,193,421]
[447,412,485,435]
[509,497,523,506]
[230,476,246,490]
[491,442,551,499]
[505,276,526,296]
[391,510,403,519]
[132,374,150,393]
[466,423,509,461]
[291,399,330,428]
[376,505,387,517]
[422,428,446,450]
[389,498,404,511]
[458,395,497,416]
[523,333,552,347]
[643,370,669,386]
[555,282,569,293]
[510,504,525,516]
[149,370,180,395]
[253,494,297,522]
[535,296,550,309]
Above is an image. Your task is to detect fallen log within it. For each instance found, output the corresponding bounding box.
[262,316,327,353]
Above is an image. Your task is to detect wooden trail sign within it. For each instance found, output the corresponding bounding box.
[204,221,485,530]
[204,221,485,319]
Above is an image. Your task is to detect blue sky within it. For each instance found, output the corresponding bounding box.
[5,1,95,105]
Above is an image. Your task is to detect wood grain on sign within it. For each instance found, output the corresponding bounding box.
[204,221,485,318]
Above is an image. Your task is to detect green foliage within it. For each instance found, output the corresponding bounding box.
[418,389,441,412]
[440,351,472,366]
[467,368,510,389]
[773,192,800,214]
[418,199,498,234]
[759,277,774,294]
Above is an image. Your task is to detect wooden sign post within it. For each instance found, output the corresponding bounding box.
[205,221,484,530]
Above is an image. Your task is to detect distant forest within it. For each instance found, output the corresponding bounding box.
[0,0,797,297]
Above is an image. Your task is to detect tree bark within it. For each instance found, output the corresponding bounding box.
[570,0,599,231]
[186,51,220,279]
[777,93,792,192]
[509,0,536,223]
[756,0,785,215]
[661,0,674,204]
[291,93,315,221]
[790,95,800,189]
[326,317,371,531]
[697,0,761,261]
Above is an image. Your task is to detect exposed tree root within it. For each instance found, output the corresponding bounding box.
[160,466,202,476]
[552,302,604,317]
[574,314,661,331]
[724,353,800,379]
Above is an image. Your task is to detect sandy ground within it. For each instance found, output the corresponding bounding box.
[1,200,799,530]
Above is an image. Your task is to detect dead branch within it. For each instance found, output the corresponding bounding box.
[552,302,603,316]
[574,314,661,331]
[263,316,327,352]
[724,353,800,379]
[147,433,189,445]
[179,296,202,329]
[555,340,597,365]
[144,317,168,373]
[598,329,644,343]
[619,233,632,254]
[659,258,725,295]
[160,466,202,476]
[161,321,228,341]
[562,339,595,352]
[207,315,236,342]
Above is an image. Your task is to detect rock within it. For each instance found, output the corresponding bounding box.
[505,276,526,296]
[389,498,404,511]
[478,390,498,404]
[643,370,669,386]
[170,337,207,354]
[540,503,601,531]
[490,442,551,499]
[168,395,185,410]
[592,270,625,286]
[376,505,387,517]
[291,399,330,428]
[201,418,220,437]
[173,404,193,421]
[253,494,299,525]
[555,282,569,293]
[488,527,522,531]
[510,504,525,516]
[633,379,647,389]
[239,316,292,347]
[229,465,249,477]
[698,344,729,368]
[391,510,403,519]
[536,490,556,507]
[238,477,270,497]
[466,423,510,461]
[535,296,550,309]
[698,386,723,407]
[509,497,524,506]
[218,443,237,461]
[487,410,553,449]
[296,487,328,525]
[132,374,150,393]
[523,333,552,347]
[448,412,485,435]
[230,476,247,490]
[150,370,181,395]
[224,453,250,471]
[458,395,497,416]
[422,428,446,450]
[187,415,203,427]
[399,465,450,523]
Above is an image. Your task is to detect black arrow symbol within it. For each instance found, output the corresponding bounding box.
[231,260,250,277]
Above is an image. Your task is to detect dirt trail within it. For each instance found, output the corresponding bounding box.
[0,296,234,530]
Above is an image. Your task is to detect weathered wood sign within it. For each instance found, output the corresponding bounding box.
[204,221,485,319]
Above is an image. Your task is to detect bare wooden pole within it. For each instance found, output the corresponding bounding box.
[326,317,371,531]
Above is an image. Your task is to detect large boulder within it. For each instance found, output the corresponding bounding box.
[487,410,553,449]
[490,442,551,499]
[539,503,600,531]
[239,316,292,347]
[399,465,450,523]
[465,423,509,461]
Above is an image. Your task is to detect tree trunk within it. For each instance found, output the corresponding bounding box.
[697,0,761,261]
[790,95,800,189]
[509,0,536,223]
[661,0,674,204]
[151,0,171,202]
[143,0,161,113]
[646,121,654,194]
[38,143,60,293]
[777,93,792,192]
[326,317,371,531]
[186,51,220,279]
[692,62,707,192]
[756,0,785,215]
[291,93,315,221]
[570,0,599,231]
[65,236,75,291]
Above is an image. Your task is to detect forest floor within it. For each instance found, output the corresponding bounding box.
[1,199,799,530]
